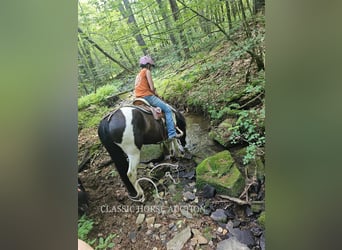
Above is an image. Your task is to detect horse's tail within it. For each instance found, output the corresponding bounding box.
[97,117,137,197]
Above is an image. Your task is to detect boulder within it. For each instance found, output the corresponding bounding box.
[196,150,245,197]
[234,147,265,181]
[209,118,236,147]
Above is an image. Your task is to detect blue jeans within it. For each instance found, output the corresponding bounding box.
[143,95,177,138]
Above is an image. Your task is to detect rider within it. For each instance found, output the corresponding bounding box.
[134,55,180,140]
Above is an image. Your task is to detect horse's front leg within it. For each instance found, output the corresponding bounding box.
[127,150,145,202]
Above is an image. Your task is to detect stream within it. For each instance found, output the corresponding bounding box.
[184,113,225,163]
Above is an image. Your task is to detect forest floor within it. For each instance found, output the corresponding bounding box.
[78,124,265,250]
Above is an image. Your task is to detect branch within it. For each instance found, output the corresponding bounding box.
[217,194,250,205]
[78,28,134,74]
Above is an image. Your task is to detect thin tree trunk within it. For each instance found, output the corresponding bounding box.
[169,0,190,59]
[121,0,148,55]
[238,0,251,37]
[225,0,233,31]
[78,36,98,92]
[156,0,181,58]
[253,0,265,14]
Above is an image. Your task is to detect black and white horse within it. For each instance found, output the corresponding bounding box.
[98,105,186,202]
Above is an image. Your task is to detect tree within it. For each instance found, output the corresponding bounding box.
[119,0,148,55]
[156,0,181,58]
[253,0,265,14]
[169,0,190,59]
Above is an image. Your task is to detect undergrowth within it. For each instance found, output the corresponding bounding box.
[78,215,116,249]
[78,84,119,130]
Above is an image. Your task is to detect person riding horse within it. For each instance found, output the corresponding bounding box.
[97,57,186,202]
[134,56,182,140]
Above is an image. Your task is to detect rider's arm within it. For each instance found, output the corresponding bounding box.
[146,69,156,94]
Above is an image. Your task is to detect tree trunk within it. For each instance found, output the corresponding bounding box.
[225,0,233,31]
[253,0,265,14]
[238,0,251,37]
[168,0,190,59]
[156,0,181,58]
[121,0,148,55]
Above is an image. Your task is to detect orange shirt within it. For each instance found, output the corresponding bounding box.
[134,68,155,97]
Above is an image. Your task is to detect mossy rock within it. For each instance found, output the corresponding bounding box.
[208,118,236,148]
[235,147,265,181]
[196,150,245,197]
[140,144,164,163]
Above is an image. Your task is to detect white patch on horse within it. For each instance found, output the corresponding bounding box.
[116,107,144,200]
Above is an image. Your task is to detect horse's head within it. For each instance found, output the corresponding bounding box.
[175,111,187,146]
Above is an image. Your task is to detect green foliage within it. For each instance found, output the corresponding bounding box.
[78,105,111,130]
[94,234,116,250]
[78,215,116,249]
[229,108,265,165]
[78,84,117,110]
[78,215,94,241]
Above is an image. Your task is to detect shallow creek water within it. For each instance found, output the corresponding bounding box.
[184,113,225,163]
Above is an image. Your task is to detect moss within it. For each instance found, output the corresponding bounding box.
[196,150,245,197]
[258,211,266,229]
[196,150,234,175]
[208,118,236,147]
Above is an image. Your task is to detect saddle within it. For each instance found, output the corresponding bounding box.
[132,98,163,120]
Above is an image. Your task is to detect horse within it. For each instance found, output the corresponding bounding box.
[97,103,186,202]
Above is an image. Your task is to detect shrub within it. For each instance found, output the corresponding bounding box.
[78,84,117,110]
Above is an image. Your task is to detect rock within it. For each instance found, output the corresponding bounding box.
[196,150,245,196]
[180,208,193,219]
[232,229,255,247]
[225,207,236,219]
[183,191,196,201]
[166,226,191,250]
[210,209,228,223]
[245,206,254,217]
[217,227,223,233]
[235,148,265,181]
[146,216,155,228]
[202,184,216,198]
[168,222,175,230]
[191,228,208,245]
[216,237,250,250]
[128,231,136,243]
[209,118,237,148]
[136,213,145,225]
[250,226,263,237]
[180,170,195,179]
[259,233,265,250]
[226,221,255,247]
[232,219,241,228]
[154,223,162,229]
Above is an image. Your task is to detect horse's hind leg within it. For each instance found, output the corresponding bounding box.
[127,150,144,201]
